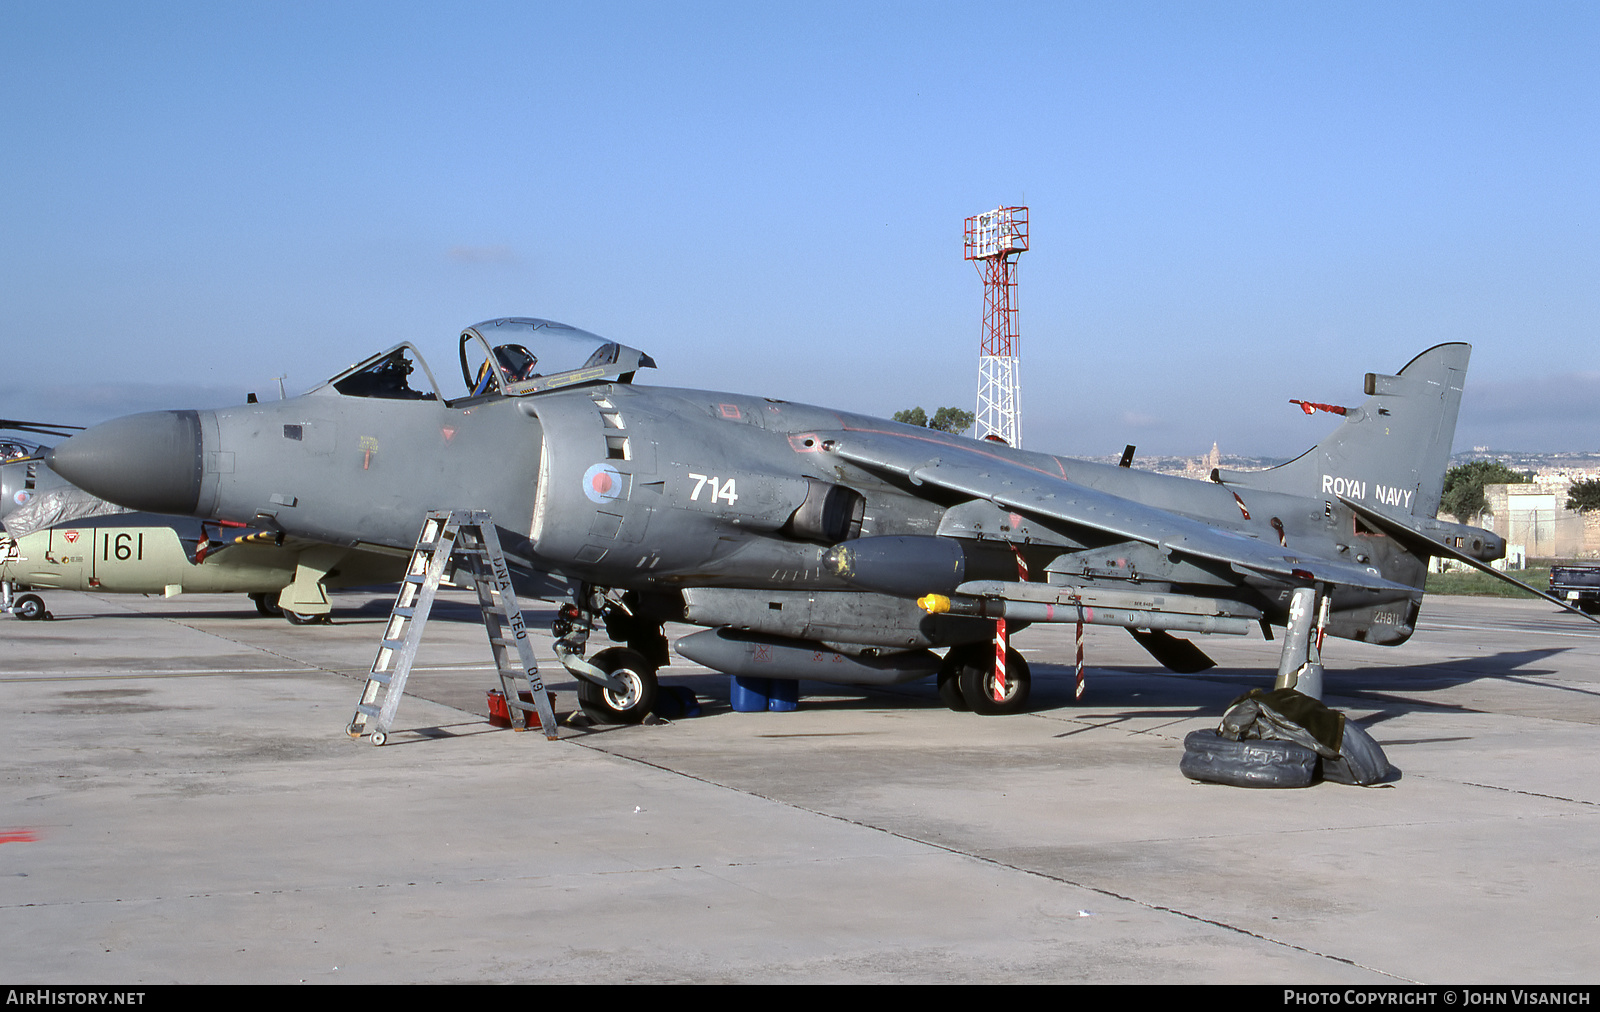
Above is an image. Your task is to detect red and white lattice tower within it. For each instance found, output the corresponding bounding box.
[964,206,1028,447]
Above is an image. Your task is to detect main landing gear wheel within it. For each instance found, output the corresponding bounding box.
[937,646,980,712]
[957,646,1031,716]
[578,647,659,725]
[13,593,46,621]
[251,592,283,617]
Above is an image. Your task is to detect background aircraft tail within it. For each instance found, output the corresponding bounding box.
[1217,343,1470,520]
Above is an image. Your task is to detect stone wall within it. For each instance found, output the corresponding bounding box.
[1483,480,1600,559]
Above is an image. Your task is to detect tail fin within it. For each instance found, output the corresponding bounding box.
[1217,343,1470,520]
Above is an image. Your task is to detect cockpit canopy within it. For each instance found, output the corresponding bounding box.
[317,317,656,403]
[459,318,656,398]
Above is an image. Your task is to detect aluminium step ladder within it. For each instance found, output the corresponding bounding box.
[347,510,559,745]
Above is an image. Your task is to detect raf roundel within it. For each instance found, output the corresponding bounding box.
[582,463,625,504]
[12,490,30,507]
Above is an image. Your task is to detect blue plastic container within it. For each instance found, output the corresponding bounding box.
[767,679,799,712]
[729,675,771,712]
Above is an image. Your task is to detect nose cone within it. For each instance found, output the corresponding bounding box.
[48,410,204,515]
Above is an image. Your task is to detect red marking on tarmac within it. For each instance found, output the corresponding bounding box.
[0,829,38,844]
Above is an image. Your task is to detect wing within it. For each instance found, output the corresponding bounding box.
[823,428,1414,594]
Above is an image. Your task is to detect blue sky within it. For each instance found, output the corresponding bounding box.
[3,2,1596,457]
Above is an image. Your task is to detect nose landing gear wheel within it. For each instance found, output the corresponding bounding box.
[577,647,659,724]
[13,593,46,621]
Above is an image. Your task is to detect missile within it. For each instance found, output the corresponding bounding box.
[919,582,1260,637]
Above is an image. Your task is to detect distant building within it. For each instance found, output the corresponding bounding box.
[1183,442,1222,480]
[1482,478,1600,560]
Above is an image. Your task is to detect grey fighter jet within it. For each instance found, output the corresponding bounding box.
[45,318,1564,722]
[2,423,404,622]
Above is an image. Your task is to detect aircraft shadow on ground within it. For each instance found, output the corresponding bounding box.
[1019,646,1585,725]
[378,647,1585,740]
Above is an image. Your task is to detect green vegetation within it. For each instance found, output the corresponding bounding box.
[1439,461,1532,521]
[1425,566,1551,599]
[1565,478,1600,514]
[894,406,976,434]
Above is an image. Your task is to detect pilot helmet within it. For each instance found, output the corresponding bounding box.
[494,344,538,382]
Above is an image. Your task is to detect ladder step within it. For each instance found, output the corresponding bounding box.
[351,510,557,746]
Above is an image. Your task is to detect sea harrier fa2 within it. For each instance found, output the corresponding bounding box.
[1,421,404,622]
[44,318,1579,722]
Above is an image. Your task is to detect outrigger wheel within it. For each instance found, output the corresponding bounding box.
[13,593,46,621]
[941,642,1031,716]
[577,647,659,725]
[12,589,46,621]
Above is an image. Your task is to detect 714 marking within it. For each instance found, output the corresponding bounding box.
[688,473,739,505]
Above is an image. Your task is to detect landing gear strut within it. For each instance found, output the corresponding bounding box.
[555,587,660,725]
[1274,585,1328,699]
[3,580,48,621]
